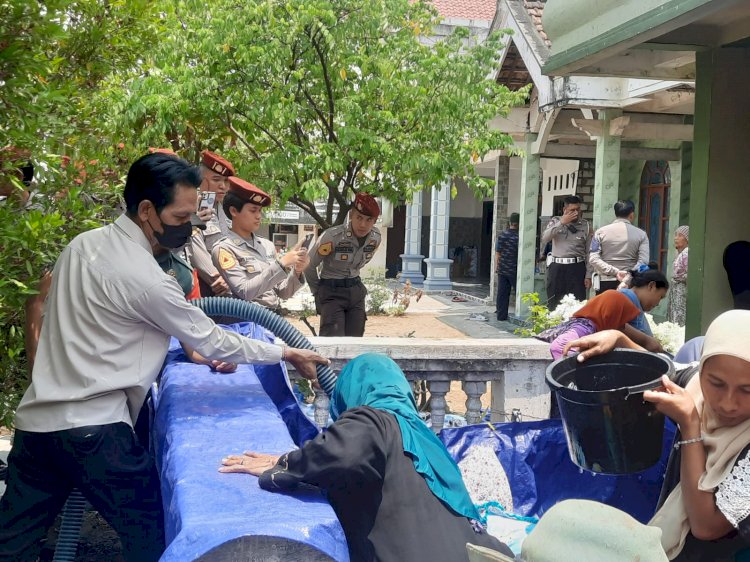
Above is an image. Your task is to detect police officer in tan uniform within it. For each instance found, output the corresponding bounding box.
[541,195,592,309]
[305,193,382,337]
[589,199,650,294]
[189,150,234,297]
[212,177,309,310]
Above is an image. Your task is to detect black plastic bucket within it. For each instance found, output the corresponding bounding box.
[546,349,674,474]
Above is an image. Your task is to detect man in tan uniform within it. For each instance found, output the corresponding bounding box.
[305,193,382,336]
[189,150,234,297]
[541,195,592,309]
[589,200,650,294]
[0,152,327,562]
[212,177,308,310]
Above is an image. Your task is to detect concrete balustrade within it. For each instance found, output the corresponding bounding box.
[284,337,553,432]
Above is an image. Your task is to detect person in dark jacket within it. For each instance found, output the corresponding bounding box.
[220,353,512,562]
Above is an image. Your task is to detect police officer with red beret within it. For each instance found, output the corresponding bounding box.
[189,150,236,297]
[211,177,309,309]
[305,193,382,336]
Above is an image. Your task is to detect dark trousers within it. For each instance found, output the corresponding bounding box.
[595,280,620,295]
[0,423,164,562]
[496,273,516,321]
[316,282,368,336]
[546,261,587,310]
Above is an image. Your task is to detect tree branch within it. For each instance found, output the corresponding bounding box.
[302,87,336,142]
[289,194,328,229]
[310,31,336,142]
[225,113,262,161]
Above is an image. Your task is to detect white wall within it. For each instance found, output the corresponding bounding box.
[451,179,485,218]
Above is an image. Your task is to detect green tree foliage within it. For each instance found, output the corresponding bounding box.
[111,0,528,227]
[0,0,161,425]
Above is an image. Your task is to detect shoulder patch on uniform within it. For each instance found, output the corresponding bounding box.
[218,248,237,270]
[318,241,333,256]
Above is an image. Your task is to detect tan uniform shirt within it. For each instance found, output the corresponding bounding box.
[15,214,283,433]
[305,224,382,295]
[541,217,593,277]
[189,205,232,283]
[589,218,650,280]
[212,233,304,309]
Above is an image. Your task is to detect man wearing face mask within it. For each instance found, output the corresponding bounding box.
[0,153,329,562]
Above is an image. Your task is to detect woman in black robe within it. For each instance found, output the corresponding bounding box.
[220,353,512,562]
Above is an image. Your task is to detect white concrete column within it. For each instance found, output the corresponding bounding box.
[423,182,453,290]
[515,134,540,318]
[399,191,425,286]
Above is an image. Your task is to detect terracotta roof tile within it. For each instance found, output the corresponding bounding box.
[522,0,551,47]
[430,0,496,20]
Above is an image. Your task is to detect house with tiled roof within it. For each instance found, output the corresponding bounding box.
[471,0,696,322]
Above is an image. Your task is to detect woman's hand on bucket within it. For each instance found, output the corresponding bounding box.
[643,375,699,427]
[562,330,645,362]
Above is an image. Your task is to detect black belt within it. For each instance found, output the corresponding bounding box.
[319,276,362,288]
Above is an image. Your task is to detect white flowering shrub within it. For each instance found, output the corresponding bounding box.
[646,314,685,354]
[550,294,587,322]
[517,293,686,354]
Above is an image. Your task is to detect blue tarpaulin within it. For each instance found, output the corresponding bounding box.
[440,418,676,523]
[153,322,349,561]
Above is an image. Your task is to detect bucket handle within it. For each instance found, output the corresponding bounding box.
[625,378,664,398]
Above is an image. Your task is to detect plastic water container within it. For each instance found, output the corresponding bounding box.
[546,349,674,474]
[313,392,330,428]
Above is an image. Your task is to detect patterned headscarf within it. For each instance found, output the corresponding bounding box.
[675,225,689,241]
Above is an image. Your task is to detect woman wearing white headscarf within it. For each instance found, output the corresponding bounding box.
[646,309,750,561]
[562,311,750,561]
[668,226,689,325]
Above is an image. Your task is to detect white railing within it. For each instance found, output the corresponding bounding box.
[286,337,553,432]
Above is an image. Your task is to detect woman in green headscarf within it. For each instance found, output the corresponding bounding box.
[219,353,511,562]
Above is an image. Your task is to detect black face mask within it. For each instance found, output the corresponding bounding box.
[149,211,193,249]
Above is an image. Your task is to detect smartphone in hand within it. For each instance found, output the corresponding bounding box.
[301,233,314,249]
[198,191,216,211]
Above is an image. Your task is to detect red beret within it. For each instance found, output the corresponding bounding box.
[201,150,235,177]
[148,147,176,155]
[228,176,272,207]
[353,192,380,218]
